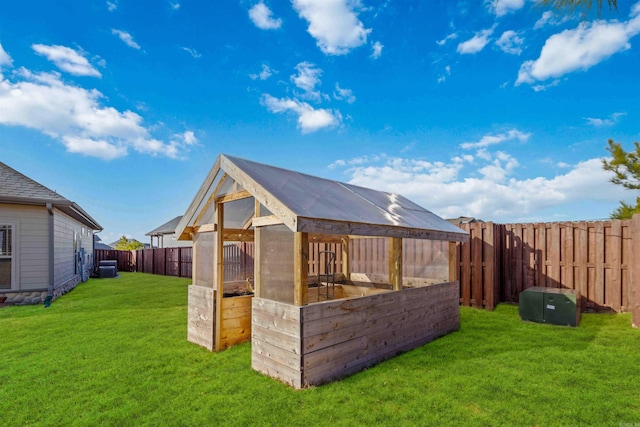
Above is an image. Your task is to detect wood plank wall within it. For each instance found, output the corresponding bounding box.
[251,282,459,389]
[219,295,252,350]
[299,281,459,387]
[187,285,215,351]
[251,298,303,389]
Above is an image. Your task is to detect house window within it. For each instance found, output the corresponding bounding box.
[0,225,13,290]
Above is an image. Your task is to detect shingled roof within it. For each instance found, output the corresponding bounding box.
[0,161,102,230]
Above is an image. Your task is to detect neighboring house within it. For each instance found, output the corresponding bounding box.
[94,235,113,250]
[0,161,102,305]
[145,215,192,248]
[447,216,483,225]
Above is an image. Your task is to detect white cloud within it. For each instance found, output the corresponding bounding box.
[436,33,458,46]
[261,94,341,133]
[250,64,275,80]
[111,29,141,50]
[457,27,495,54]
[0,67,196,160]
[488,0,525,17]
[292,0,371,55]
[107,1,117,11]
[371,41,383,58]
[437,65,451,83]
[249,2,282,30]
[333,83,356,103]
[332,154,628,222]
[328,159,346,168]
[170,2,180,10]
[495,30,524,55]
[517,8,640,85]
[534,11,571,30]
[32,44,101,77]
[181,46,202,58]
[290,62,325,101]
[461,129,531,150]
[584,111,626,127]
[0,43,13,69]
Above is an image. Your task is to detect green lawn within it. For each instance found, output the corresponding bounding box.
[1,273,639,427]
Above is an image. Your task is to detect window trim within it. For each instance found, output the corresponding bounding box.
[0,223,16,290]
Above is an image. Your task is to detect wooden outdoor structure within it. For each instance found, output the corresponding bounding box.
[175,154,468,388]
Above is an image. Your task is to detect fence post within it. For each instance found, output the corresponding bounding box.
[631,214,640,328]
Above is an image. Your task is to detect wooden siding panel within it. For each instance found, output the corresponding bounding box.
[53,208,94,288]
[187,285,215,351]
[251,298,302,388]
[300,282,459,387]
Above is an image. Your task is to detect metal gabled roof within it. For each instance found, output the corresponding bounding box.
[176,154,468,242]
[0,161,102,231]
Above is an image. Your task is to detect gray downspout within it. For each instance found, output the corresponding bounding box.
[45,203,54,307]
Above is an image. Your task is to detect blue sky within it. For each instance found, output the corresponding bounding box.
[1,0,639,244]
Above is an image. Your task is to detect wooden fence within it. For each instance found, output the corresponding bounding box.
[94,215,640,322]
[94,249,134,272]
[133,247,193,278]
[456,216,640,316]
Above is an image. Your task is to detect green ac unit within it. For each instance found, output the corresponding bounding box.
[519,287,581,327]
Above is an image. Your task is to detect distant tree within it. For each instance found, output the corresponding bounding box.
[538,0,618,17]
[114,235,144,251]
[602,139,640,219]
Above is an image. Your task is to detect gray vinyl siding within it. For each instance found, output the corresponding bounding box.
[53,208,94,288]
[0,203,49,291]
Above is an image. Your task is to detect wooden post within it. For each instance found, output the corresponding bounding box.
[341,237,350,282]
[294,232,309,306]
[484,223,495,310]
[631,214,640,328]
[448,241,457,282]
[254,228,262,298]
[389,237,402,291]
[215,203,224,351]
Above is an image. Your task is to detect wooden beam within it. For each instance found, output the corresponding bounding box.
[341,236,351,281]
[214,202,224,352]
[193,173,228,228]
[297,216,469,242]
[220,155,298,233]
[175,157,221,240]
[242,217,253,230]
[252,215,284,228]
[254,227,262,298]
[194,223,216,233]
[309,233,347,244]
[294,232,309,306]
[215,189,252,204]
[389,237,402,291]
[223,228,255,242]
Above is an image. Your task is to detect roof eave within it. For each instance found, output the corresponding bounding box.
[296,217,469,242]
